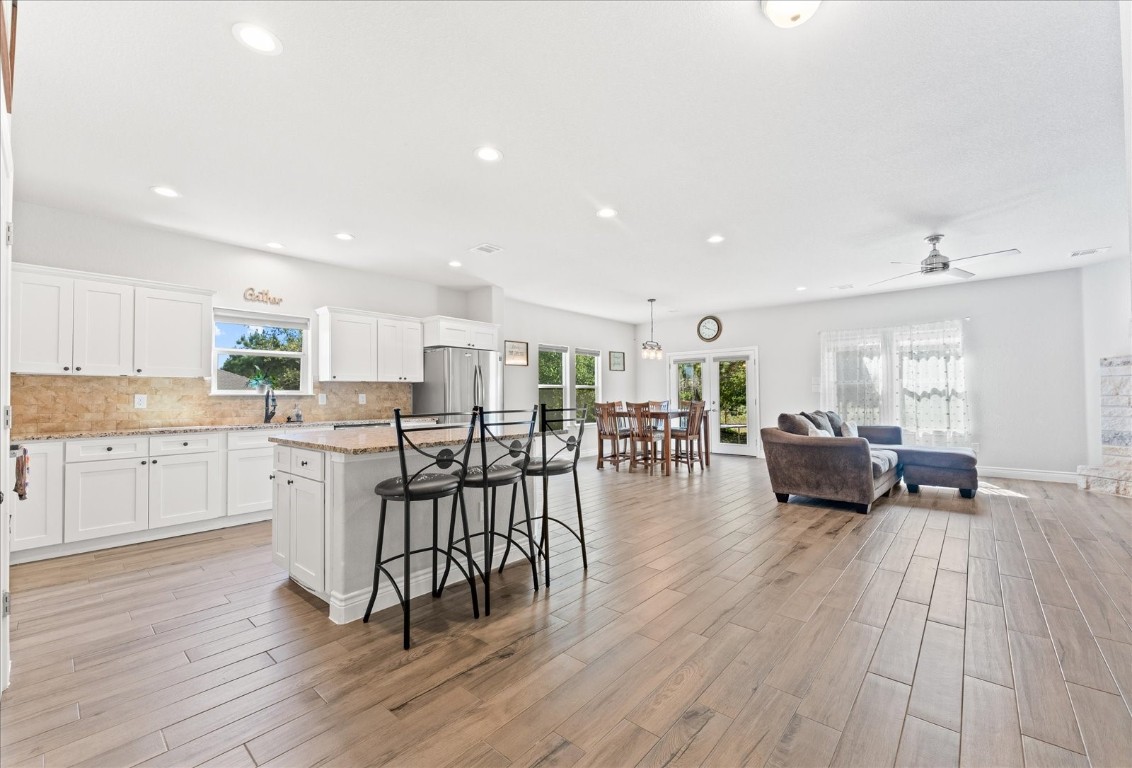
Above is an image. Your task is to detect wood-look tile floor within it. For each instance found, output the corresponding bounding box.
[3,457,1132,768]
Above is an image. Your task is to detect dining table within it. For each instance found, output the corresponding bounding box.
[613,407,711,476]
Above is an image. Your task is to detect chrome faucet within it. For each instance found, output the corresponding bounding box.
[264,387,277,423]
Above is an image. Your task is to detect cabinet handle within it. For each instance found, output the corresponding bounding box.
[106,447,113,452]
[287,479,294,486]
[141,460,147,465]
[300,460,308,466]
[75,366,82,372]
[182,441,189,446]
[136,368,142,373]
[269,474,276,480]
[63,366,70,371]
[151,459,158,464]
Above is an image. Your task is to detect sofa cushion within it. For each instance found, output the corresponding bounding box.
[802,411,835,434]
[872,445,977,470]
[841,420,859,437]
[871,449,899,478]
[778,413,814,436]
[825,411,845,436]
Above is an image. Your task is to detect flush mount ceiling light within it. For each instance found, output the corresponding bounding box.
[707,234,725,244]
[150,185,180,198]
[641,299,663,360]
[265,242,283,249]
[334,232,354,241]
[795,286,807,291]
[232,22,283,55]
[449,260,462,268]
[760,0,822,28]
[596,207,618,219]
[475,146,503,162]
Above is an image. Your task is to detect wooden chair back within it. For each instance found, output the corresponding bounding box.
[685,400,706,438]
[627,402,655,439]
[594,402,621,438]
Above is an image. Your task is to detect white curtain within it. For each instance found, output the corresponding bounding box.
[820,319,971,447]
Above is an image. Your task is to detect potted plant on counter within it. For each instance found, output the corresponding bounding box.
[247,366,271,394]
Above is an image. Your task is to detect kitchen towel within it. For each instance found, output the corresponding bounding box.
[13,445,29,500]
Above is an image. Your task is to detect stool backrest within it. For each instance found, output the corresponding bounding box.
[594,402,620,439]
[392,408,476,490]
[684,400,706,438]
[627,402,654,438]
[477,407,537,473]
[537,403,588,470]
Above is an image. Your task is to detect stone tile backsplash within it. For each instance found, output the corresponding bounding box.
[11,375,413,436]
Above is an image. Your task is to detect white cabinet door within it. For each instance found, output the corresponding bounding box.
[471,325,497,351]
[429,318,471,348]
[288,475,324,592]
[271,472,291,570]
[401,321,424,382]
[11,442,64,551]
[323,312,377,381]
[376,317,405,383]
[226,447,273,516]
[134,287,212,377]
[64,458,149,542]
[148,452,222,529]
[72,280,134,376]
[11,271,73,374]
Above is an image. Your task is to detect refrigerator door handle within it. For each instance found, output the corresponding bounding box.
[473,365,481,408]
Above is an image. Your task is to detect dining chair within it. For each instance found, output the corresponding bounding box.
[628,401,662,473]
[672,400,706,471]
[594,402,629,471]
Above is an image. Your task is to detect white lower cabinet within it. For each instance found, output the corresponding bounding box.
[272,448,325,594]
[227,447,274,517]
[11,442,64,551]
[271,473,292,570]
[64,457,149,542]
[148,452,222,529]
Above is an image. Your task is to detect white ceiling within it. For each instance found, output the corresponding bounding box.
[12,0,1130,323]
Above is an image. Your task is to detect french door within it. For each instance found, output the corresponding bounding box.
[668,348,760,457]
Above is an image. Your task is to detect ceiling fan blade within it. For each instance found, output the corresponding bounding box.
[949,248,1020,263]
[890,261,921,265]
[946,267,975,279]
[869,270,922,287]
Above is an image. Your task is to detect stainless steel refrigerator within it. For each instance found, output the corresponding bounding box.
[413,347,502,414]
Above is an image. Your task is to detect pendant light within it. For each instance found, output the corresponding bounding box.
[641,298,663,360]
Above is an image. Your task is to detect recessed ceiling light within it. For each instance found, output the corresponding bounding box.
[334,233,354,241]
[795,286,807,292]
[707,235,725,244]
[449,260,462,268]
[475,146,503,162]
[760,0,822,29]
[596,207,618,219]
[150,185,180,198]
[232,23,283,55]
[265,242,283,249]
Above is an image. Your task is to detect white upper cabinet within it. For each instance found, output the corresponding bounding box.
[377,317,424,383]
[73,280,134,376]
[422,316,499,351]
[134,287,212,378]
[317,308,378,382]
[11,270,74,374]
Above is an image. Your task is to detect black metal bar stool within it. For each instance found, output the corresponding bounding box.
[502,404,587,587]
[443,407,540,615]
[363,409,480,649]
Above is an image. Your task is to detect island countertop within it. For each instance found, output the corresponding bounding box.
[268,424,474,455]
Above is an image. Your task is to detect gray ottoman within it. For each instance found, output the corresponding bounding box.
[872,445,978,498]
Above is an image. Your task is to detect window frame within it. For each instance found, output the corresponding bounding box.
[573,348,600,422]
[211,308,312,397]
[537,345,567,412]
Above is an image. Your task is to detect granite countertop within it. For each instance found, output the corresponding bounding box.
[13,419,399,442]
[269,424,533,456]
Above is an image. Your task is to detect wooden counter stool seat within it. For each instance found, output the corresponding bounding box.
[628,402,662,472]
[442,407,539,615]
[364,409,480,649]
[502,404,587,587]
[672,400,706,471]
[594,402,630,471]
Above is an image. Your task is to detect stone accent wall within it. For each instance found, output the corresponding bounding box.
[11,375,412,436]
[1078,355,1132,496]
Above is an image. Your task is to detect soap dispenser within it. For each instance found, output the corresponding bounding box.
[292,404,303,423]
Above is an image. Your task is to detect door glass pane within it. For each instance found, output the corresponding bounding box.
[717,359,748,445]
[675,361,703,402]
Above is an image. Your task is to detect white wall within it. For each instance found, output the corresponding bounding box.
[14,202,445,318]
[1082,258,1132,466]
[638,270,1089,474]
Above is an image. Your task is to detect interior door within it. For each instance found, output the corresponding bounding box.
[670,348,761,457]
[0,49,12,693]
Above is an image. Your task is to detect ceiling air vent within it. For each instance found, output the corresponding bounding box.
[470,243,503,255]
[835,284,855,290]
[1069,246,1110,259]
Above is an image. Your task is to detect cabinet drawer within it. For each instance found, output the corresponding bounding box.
[149,434,220,456]
[66,437,149,463]
[227,430,276,450]
[273,445,292,471]
[290,448,324,481]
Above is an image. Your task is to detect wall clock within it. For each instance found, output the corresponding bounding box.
[697,315,722,342]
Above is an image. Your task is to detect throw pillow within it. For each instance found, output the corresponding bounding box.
[807,425,833,437]
[802,410,834,434]
[825,411,845,436]
[841,421,859,437]
[778,413,813,436]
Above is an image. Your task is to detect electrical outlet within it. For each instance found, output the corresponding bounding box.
[357,393,366,405]
[318,393,327,406]
[134,394,147,409]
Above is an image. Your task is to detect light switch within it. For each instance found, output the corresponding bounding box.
[134,394,147,409]
[358,393,367,405]
[318,393,327,406]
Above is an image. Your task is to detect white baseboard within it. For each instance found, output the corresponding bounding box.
[10,511,272,564]
[979,466,1079,484]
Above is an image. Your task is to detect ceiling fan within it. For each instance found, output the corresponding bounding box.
[870,234,1020,286]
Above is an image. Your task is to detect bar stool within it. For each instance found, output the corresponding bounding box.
[364,409,480,649]
[443,406,540,615]
[594,402,630,471]
[502,404,587,587]
[672,400,706,471]
[628,402,661,473]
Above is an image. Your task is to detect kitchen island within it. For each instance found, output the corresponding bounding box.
[268,424,522,623]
